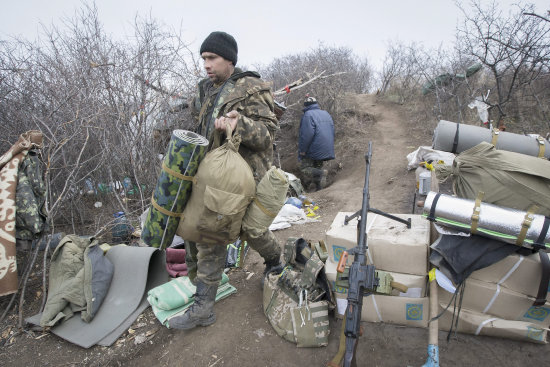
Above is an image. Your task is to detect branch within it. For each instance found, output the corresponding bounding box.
[273,71,348,97]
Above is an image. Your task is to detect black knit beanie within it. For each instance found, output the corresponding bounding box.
[200,31,238,65]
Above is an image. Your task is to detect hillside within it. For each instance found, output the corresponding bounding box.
[2,94,549,367]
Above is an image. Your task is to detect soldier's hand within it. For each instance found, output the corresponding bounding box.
[215,110,239,132]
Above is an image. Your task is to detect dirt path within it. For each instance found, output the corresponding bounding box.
[2,94,549,367]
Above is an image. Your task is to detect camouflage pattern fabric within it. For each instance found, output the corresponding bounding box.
[185,229,281,286]
[262,236,331,347]
[299,157,325,190]
[16,150,48,241]
[141,130,208,249]
[0,131,43,296]
[195,68,279,183]
[263,270,330,347]
[185,68,283,285]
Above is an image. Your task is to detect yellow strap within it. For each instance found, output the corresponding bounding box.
[471,191,484,234]
[537,136,545,158]
[253,197,277,218]
[150,195,184,218]
[491,128,500,146]
[162,162,195,183]
[516,206,538,246]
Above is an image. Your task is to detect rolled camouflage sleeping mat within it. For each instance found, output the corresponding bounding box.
[141,130,208,249]
[432,120,550,159]
[423,191,550,251]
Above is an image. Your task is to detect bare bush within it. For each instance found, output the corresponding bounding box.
[457,0,550,132]
[0,3,201,240]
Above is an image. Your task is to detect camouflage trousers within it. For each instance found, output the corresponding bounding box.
[185,229,281,286]
[299,157,326,191]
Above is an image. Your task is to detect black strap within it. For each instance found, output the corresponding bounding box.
[427,193,441,222]
[534,251,550,306]
[451,123,460,154]
[533,217,550,306]
[533,216,550,250]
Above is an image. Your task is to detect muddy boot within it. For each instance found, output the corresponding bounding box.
[262,258,284,287]
[168,281,218,330]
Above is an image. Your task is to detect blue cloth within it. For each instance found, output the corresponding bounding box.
[298,103,335,161]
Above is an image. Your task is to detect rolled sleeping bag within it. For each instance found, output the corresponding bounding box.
[141,130,209,249]
[423,191,550,251]
[432,120,550,159]
[241,166,289,239]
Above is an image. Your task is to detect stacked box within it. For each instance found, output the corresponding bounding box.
[437,304,547,344]
[438,278,550,328]
[325,212,430,275]
[325,259,429,327]
[469,252,550,302]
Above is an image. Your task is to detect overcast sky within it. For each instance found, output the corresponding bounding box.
[1,0,549,69]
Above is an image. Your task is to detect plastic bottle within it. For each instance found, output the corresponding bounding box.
[285,197,302,208]
[112,211,133,244]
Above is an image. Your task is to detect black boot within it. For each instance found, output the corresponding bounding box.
[168,280,218,330]
[262,258,284,287]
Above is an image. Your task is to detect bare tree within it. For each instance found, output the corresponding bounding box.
[457,0,550,130]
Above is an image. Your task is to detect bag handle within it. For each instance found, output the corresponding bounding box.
[213,120,231,147]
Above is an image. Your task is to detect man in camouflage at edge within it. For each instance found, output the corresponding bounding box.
[169,31,283,330]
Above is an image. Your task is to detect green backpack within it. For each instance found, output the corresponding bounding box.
[263,238,334,347]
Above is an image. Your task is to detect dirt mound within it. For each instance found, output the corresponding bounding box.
[2,94,549,367]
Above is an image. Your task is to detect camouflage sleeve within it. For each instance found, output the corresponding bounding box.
[233,90,278,152]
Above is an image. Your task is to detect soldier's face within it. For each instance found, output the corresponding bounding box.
[201,52,234,84]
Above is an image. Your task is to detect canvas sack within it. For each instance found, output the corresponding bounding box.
[241,166,288,239]
[177,124,255,244]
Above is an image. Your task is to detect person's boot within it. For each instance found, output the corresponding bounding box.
[168,280,218,330]
[262,258,284,287]
[319,169,328,189]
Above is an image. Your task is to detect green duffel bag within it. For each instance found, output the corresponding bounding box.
[176,125,255,245]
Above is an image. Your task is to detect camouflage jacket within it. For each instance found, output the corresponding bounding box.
[16,149,48,241]
[192,68,278,183]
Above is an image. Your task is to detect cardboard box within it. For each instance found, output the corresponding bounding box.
[438,304,547,344]
[438,278,550,327]
[469,252,549,302]
[324,259,429,327]
[325,258,427,297]
[325,212,429,275]
[333,294,429,328]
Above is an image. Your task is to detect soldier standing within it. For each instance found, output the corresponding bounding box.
[298,96,335,191]
[169,31,283,330]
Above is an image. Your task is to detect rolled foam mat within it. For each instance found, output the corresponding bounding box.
[423,191,550,251]
[141,130,208,249]
[432,120,550,159]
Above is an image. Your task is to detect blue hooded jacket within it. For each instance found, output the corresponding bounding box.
[299,103,335,161]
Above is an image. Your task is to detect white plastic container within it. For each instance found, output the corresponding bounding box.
[418,171,431,195]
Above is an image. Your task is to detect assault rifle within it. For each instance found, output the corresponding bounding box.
[330,142,411,367]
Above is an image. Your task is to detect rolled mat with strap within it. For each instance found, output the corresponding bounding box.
[423,192,550,251]
[432,120,550,159]
[141,130,208,249]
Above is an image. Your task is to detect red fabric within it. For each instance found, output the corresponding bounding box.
[165,248,187,277]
